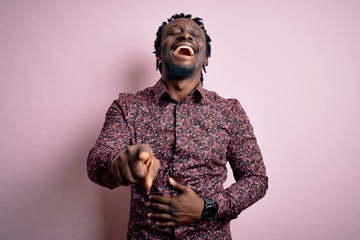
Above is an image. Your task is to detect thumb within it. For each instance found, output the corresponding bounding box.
[138,145,152,168]
[168,177,187,192]
[144,156,160,189]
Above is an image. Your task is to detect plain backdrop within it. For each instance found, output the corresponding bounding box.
[1,1,360,239]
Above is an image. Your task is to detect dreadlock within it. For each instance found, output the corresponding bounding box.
[153,13,212,84]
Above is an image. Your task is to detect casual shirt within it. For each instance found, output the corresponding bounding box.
[87,79,268,239]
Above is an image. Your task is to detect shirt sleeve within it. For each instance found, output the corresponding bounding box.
[213,99,268,221]
[87,94,132,189]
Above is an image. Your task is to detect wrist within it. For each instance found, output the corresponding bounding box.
[196,196,205,221]
[202,197,218,221]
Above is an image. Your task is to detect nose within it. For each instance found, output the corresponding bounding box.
[178,31,192,41]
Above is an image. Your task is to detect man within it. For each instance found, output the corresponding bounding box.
[87,13,268,239]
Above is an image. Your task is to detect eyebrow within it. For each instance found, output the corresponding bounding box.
[167,24,202,32]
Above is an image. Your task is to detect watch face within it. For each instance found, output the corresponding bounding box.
[204,205,217,220]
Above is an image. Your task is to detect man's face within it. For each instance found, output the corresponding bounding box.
[160,18,208,79]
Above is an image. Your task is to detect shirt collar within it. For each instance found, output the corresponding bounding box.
[152,79,208,104]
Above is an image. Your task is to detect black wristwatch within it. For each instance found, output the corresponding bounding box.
[202,197,218,220]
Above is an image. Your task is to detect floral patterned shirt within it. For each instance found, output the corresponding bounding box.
[87,79,268,239]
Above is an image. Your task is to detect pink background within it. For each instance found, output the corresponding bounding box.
[1,1,359,239]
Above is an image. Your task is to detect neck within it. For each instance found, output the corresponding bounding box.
[162,73,201,102]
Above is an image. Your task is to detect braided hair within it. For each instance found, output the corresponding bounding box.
[153,13,212,84]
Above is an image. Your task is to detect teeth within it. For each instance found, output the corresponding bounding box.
[174,45,195,56]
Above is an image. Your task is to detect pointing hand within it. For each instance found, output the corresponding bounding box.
[112,144,160,189]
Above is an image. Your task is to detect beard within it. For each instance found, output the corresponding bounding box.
[164,59,195,80]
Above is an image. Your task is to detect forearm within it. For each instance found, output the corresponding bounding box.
[214,174,268,221]
[87,145,121,189]
[87,98,132,189]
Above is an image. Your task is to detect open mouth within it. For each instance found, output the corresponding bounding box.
[173,45,195,56]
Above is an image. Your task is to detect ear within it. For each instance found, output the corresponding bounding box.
[203,56,208,66]
[156,56,162,71]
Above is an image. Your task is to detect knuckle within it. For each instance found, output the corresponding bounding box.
[119,151,128,161]
[168,200,175,207]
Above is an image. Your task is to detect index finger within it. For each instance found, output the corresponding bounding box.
[148,195,171,205]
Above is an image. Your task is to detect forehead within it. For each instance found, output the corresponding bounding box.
[163,18,203,32]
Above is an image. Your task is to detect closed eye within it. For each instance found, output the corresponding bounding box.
[190,29,200,37]
[168,31,181,35]
[167,26,181,35]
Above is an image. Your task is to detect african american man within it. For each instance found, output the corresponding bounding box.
[87,13,268,240]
